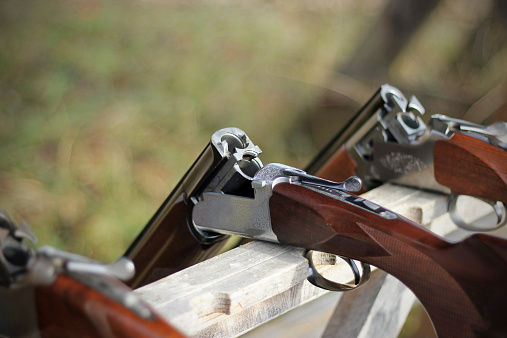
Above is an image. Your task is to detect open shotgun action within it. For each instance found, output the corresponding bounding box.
[122,124,507,337]
[307,84,507,231]
[125,128,263,288]
[192,162,507,337]
[6,89,505,336]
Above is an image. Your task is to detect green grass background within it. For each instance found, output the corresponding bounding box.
[0,1,369,260]
[1,0,506,262]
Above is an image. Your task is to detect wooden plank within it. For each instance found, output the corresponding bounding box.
[135,241,346,337]
[134,183,498,337]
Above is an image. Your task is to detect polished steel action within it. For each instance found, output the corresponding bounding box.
[192,163,381,290]
[308,84,506,231]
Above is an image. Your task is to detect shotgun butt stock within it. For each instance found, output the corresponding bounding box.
[269,183,507,337]
[434,132,507,204]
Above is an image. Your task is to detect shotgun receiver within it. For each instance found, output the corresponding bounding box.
[0,210,184,338]
[125,128,263,287]
[191,162,507,338]
[306,84,507,231]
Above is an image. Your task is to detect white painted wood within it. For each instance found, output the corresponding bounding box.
[134,183,500,337]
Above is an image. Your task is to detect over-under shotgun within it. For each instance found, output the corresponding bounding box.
[192,162,507,337]
[0,210,184,337]
[126,87,507,291]
[306,84,507,231]
[125,128,263,288]
[124,125,507,336]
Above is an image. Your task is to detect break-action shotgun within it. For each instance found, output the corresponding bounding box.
[0,210,185,338]
[124,128,263,288]
[306,84,507,231]
[191,161,507,338]
[124,126,507,336]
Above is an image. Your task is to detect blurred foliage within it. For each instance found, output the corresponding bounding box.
[0,0,378,260]
[1,0,506,263]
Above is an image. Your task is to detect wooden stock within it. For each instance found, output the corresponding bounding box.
[127,193,226,288]
[35,274,185,338]
[434,133,507,203]
[270,183,507,337]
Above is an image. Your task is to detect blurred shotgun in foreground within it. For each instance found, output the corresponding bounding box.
[0,211,184,338]
[306,84,507,231]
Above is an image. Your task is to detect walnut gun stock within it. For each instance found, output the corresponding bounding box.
[192,163,507,338]
[124,128,262,287]
[434,132,507,204]
[0,210,185,338]
[35,274,184,338]
[307,84,507,231]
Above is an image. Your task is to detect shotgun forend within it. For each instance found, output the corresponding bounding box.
[307,84,507,231]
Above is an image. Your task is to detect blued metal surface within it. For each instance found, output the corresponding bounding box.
[305,87,384,175]
[125,128,263,287]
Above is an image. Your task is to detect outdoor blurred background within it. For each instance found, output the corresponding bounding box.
[1,0,506,336]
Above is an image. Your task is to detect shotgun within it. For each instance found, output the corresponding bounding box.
[191,162,507,338]
[125,128,263,288]
[306,84,507,231]
[0,210,184,338]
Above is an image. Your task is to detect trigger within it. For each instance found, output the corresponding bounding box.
[342,256,361,284]
[448,195,506,232]
[304,250,371,292]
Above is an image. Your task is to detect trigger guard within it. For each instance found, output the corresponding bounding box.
[448,195,507,232]
[304,250,371,292]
